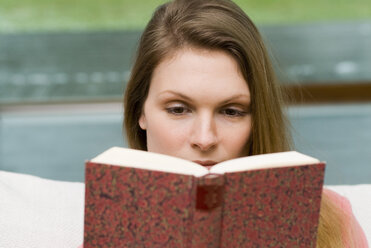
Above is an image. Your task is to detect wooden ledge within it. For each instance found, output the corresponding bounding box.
[284,82,371,104]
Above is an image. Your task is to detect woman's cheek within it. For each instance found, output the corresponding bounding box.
[221,118,252,152]
[146,117,190,154]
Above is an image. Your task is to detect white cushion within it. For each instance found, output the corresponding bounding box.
[0,170,84,248]
[0,170,370,247]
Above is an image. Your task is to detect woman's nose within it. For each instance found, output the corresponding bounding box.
[190,114,218,152]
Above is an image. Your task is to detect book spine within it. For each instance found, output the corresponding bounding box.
[190,174,225,248]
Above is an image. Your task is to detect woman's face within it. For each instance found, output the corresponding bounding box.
[139,47,252,166]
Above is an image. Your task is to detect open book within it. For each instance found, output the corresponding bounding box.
[84,147,325,248]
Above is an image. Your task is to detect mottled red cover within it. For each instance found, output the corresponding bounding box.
[84,160,325,248]
[220,163,325,248]
[84,162,196,247]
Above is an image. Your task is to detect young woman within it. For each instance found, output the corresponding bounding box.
[123,0,368,247]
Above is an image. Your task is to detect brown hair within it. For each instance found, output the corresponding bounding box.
[124,0,350,247]
[317,192,353,248]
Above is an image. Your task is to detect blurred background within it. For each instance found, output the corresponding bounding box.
[0,0,370,184]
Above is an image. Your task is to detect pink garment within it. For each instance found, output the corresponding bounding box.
[323,188,368,247]
[79,189,368,248]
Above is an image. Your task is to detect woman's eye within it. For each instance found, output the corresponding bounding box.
[222,108,246,117]
[166,106,190,115]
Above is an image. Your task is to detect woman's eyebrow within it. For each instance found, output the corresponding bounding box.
[157,90,192,101]
[220,94,251,105]
[158,91,250,103]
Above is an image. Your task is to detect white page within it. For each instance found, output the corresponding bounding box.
[91,148,320,177]
[210,151,320,174]
[91,147,209,177]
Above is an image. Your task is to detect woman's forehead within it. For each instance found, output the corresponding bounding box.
[150,47,249,96]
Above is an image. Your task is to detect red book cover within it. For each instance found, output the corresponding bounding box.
[83,147,325,248]
[219,163,325,247]
[84,162,196,247]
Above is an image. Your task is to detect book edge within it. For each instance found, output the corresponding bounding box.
[90,147,321,177]
[90,147,209,177]
[210,151,320,174]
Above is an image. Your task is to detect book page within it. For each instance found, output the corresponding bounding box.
[91,148,320,177]
[209,151,320,174]
[91,147,209,177]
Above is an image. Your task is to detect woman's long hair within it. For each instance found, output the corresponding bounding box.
[124,0,349,247]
